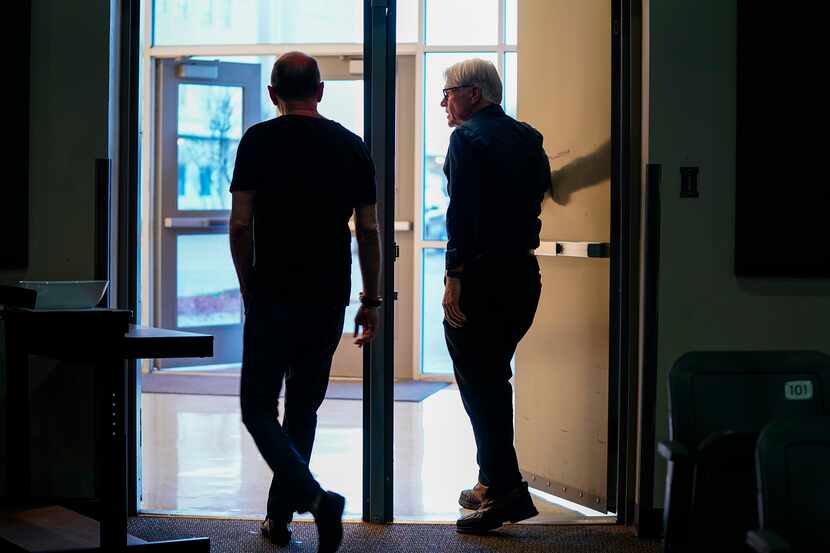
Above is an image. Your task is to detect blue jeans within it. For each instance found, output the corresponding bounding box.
[240,298,346,521]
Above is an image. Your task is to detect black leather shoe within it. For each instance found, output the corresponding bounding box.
[313,491,346,553]
[456,482,539,534]
[260,518,292,546]
[458,482,488,510]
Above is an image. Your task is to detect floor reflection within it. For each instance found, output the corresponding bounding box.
[141,385,606,522]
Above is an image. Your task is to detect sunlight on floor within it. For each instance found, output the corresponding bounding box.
[140,385,609,522]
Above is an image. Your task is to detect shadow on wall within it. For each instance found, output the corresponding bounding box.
[549,139,611,205]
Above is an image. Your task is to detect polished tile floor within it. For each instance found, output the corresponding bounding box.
[141,384,610,523]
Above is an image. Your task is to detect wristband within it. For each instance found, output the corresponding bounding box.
[359,292,382,308]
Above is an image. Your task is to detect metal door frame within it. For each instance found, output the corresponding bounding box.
[363,0,396,523]
[610,0,645,529]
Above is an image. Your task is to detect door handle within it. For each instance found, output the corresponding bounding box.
[347,220,412,232]
[164,218,414,233]
[163,217,228,229]
[535,241,611,258]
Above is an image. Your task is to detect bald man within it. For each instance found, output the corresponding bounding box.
[230,52,381,553]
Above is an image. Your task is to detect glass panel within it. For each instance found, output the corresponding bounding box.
[425,0,499,46]
[504,52,517,119]
[177,234,241,327]
[344,237,361,333]
[505,0,518,45]
[154,0,363,46]
[423,52,498,240]
[177,84,243,211]
[320,80,364,138]
[397,0,419,43]
[190,56,278,123]
[421,248,453,374]
[322,82,362,331]
[188,57,363,133]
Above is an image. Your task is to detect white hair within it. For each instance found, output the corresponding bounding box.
[444,58,503,105]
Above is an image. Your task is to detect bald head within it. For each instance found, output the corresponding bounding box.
[270,52,321,102]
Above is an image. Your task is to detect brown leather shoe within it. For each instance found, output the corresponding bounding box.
[458,482,488,510]
[456,482,539,534]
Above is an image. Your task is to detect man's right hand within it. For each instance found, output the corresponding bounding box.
[354,306,378,347]
[442,276,467,328]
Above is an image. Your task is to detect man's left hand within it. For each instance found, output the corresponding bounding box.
[354,306,378,347]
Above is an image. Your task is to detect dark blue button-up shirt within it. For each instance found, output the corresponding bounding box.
[443,104,550,271]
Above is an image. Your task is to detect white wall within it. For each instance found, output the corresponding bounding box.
[647,0,830,507]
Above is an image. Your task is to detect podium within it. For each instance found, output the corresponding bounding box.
[1,306,212,552]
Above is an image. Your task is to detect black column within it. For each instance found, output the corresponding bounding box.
[362,0,396,524]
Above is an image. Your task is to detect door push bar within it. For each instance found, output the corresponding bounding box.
[164,217,228,229]
[535,241,611,258]
[164,217,414,233]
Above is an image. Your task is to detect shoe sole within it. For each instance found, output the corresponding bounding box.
[508,504,540,523]
[455,504,539,534]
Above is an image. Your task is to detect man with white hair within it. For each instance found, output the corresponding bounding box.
[440,58,550,534]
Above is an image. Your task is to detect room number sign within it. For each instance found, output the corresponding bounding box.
[784,380,813,400]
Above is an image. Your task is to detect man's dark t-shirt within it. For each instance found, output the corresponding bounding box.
[229,115,376,305]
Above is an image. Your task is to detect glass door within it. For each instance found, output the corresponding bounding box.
[307,56,415,380]
[313,62,365,380]
[156,59,260,368]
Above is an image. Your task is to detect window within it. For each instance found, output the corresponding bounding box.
[425,0,499,46]
[504,52,517,118]
[422,52,498,241]
[176,83,243,210]
[154,0,419,45]
[421,248,453,374]
[320,80,364,138]
[177,234,241,327]
[397,0,420,43]
[155,0,362,45]
[505,0,517,45]
[417,1,515,375]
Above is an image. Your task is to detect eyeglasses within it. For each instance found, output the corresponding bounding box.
[442,84,474,102]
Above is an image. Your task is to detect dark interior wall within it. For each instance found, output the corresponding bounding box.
[1,4,30,271]
[646,0,830,508]
[0,0,112,286]
[0,0,113,497]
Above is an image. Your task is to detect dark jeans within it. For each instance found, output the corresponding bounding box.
[240,298,346,522]
[444,254,541,496]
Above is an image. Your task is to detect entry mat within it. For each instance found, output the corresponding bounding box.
[127,516,659,553]
[142,372,448,402]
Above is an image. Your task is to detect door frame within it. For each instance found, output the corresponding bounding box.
[115,0,650,526]
[155,59,259,369]
[363,0,397,523]
[609,0,649,529]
